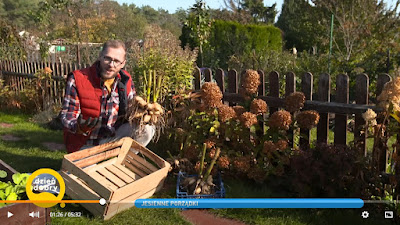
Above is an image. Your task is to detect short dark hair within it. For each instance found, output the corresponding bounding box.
[100,40,126,57]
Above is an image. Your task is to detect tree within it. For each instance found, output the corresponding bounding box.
[180,0,213,67]
[312,0,400,62]
[1,0,41,30]
[276,0,326,52]
[221,0,277,24]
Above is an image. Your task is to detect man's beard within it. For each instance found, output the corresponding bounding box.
[100,67,119,79]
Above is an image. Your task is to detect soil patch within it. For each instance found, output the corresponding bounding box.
[1,135,22,141]
[42,142,66,151]
[181,209,246,225]
[0,123,14,128]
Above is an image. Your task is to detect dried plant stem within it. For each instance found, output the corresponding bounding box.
[203,148,221,181]
[147,70,152,103]
[199,143,207,177]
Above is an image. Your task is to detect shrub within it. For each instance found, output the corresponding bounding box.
[127,25,198,102]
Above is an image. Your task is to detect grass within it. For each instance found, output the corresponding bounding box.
[0,111,395,225]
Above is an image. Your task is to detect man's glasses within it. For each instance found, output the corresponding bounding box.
[102,56,125,67]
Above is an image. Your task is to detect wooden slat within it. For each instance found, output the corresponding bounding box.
[105,185,161,220]
[193,67,201,90]
[88,171,118,191]
[61,158,112,198]
[285,72,296,97]
[131,142,167,168]
[215,68,225,92]
[204,68,212,82]
[227,69,238,106]
[116,137,134,164]
[110,166,168,201]
[376,73,391,99]
[105,165,134,183]
[376,73,391,173]
[83,157,117,174]
[75,147,120,168]
[114,164,141,180]
[123,159,148,177]
[285,72,296,147]
[317,73,330,144]
[268,71,280,114]
[354,74,369,156]
[60,171,105,216]
[334,74,349,146]
[97,167,127,188]
[300,72,313,148]
[66,138,125,161]
[126,151,158,173]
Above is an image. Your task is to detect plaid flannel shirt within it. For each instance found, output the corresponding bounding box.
[61,70,135,146]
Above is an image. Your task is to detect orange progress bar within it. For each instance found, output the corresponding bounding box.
[0,200,100,203]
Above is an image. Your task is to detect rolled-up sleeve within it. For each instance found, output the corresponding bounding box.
[60,74,80,133]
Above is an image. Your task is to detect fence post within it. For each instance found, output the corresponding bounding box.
[285,72,296,147]
[227,69,238,106]
[317,73,330,144]
[334,74,349,146]
[215,69,225,93]
[204,68,212,82]
[193,67,201,91]
[268,71,280,114]
[257,70,266,135]
[300,72,313,148]
[375,73,391,173]
[354,74,369,156]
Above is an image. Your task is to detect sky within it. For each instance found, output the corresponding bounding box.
[115,0,399,14]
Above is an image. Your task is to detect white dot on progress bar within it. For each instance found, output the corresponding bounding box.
[99,198,106,205]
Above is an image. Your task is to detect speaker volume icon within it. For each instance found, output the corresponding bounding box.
[29,211,40,218]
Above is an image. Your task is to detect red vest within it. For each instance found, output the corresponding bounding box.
[64,64,132,153]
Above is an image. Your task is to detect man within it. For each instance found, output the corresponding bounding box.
[61,40,154,153]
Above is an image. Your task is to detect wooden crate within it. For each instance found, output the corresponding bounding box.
[0,160,51,225]
[60,137,170,220]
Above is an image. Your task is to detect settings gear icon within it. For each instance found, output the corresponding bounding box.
[361,211,369,219]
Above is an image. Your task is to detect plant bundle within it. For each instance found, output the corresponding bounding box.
[180,144,221,195]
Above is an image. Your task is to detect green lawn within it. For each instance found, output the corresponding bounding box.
[0,111,393,225]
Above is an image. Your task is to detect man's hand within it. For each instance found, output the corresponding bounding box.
[77,115,99,135]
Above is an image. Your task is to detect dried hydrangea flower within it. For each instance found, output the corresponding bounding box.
[241,70,260,96]
[233,105,246,117]
[239,112,258,128]
[43,67,53,74]
[233,156,251,173]
[362,108,377,122]
[296,110,320,129]
[217,104,236,122]
[263,140,276,154]
[217,156,230,169]
[208,148,216,159]
[285,92,306,113]
[377,76,400,111]
[269,110,292,130]
[250,99,268,115]
[276,139,288,151]
[204,139,216,149]
[201,82,223,108]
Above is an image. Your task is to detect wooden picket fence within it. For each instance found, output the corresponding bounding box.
[0,60,394,171]
[192,68,393,171]
[0,60,90,105]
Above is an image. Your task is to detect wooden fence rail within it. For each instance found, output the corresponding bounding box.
[0,60,393,171]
